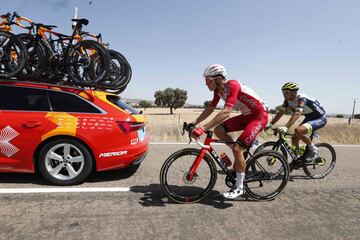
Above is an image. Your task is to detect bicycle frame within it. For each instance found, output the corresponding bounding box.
[269,128,318,164]
[186,131,252,184]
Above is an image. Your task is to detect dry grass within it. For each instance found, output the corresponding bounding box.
[141,108,360,144]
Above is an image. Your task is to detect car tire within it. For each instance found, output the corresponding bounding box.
[38,138,93,185]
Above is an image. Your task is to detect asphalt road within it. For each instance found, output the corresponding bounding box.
[0,144,359,240]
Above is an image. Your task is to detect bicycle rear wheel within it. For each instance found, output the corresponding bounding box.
[160,148,217,203]
[244,150,289,200]
[97,50,132,92]
[66,40,109,87]
[303,143,336,179]
[254,141,288,160]
[0,31,27,78]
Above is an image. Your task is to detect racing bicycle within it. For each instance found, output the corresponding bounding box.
[15,16,110,87]
[254,127,336,179]
[160,122,290,203]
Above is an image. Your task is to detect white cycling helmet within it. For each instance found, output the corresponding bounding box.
[203,64,227,78]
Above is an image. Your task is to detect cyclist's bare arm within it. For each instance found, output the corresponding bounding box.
[270,110,285,125]
[202,106,232,131]
[285,101,305,128]
[194,106,215,125]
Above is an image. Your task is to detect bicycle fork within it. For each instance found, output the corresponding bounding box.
[186,148,207,181]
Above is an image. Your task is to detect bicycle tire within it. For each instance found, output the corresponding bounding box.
[0,31,27,78]
[66,40,110,87]
[303,143,336,179]
[254,141,288,159]
[160,148,217,203]
[97,49,132,90]
[244,150,289,200]
[16,33,49,80]
[103,84,127,95]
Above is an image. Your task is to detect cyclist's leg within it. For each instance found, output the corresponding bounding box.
[220,115,248,198]
[213,123,235,147]
[218,114,248,166]
[291,134,300,150]
[299,116,327,161]
[224,112,268,199]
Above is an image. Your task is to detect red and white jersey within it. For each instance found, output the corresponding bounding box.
[209,80,267,115]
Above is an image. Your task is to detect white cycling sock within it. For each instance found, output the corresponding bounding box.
[235,172,245,189]
[309,144,316,150]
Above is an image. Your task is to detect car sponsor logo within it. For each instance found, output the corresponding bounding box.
[99,150,128,158]
[0,126,19,157]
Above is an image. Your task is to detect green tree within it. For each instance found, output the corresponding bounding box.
[138,100,152,110]
[336,114,344,118]
[154,88,188,114]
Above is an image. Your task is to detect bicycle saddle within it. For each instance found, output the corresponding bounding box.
[71,18,89,26]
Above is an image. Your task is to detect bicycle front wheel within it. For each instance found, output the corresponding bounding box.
[245,150,289,201]
[0,31,27,78]
[303,143,336,179]
[160,148,217,203]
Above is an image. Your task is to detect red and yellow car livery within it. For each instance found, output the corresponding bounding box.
[0,80,149,185]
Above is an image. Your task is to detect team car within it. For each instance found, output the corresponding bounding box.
[0,80,149,185]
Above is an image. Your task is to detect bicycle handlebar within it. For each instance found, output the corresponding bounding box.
[265,127,292,141]
[182,122,211,149]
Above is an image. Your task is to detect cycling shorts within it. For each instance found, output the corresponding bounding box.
[221,111,268,147]
[301,115,327,133]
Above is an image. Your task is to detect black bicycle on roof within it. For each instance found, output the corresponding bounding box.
[254,127,336,179]
[0,12,28,78]
[160,122,290,203]
[15,15,109,87]
[80,31,132,93]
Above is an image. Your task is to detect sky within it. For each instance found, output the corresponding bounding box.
[2,0,360,114]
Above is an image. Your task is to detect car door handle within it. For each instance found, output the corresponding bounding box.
[22,121,42,128]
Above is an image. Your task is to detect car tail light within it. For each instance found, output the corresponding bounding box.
[116,121,145,134]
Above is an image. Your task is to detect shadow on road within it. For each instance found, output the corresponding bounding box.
[0,168,137,186]
[289,174,312,181]
[130,183,257,209]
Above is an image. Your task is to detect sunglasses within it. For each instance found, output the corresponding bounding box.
[282,90,292,95]
[205,76,218,83]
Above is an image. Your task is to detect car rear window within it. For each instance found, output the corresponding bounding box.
[48,91,102,113]
[106,95,140,115]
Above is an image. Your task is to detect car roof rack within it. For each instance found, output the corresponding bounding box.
[0,78,122,95]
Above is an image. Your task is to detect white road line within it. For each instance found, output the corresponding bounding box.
[150,142,360,147]
[0,187,130,194]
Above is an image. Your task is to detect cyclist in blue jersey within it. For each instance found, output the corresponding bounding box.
[267,82,327,162]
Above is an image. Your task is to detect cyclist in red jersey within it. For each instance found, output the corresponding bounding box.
[191,64,268,199]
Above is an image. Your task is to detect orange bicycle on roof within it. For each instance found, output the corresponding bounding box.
[14,15,110,87]
[0,12,28,78]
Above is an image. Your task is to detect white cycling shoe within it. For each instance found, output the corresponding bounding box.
[223,187,245,199]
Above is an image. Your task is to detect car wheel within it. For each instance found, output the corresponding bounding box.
[38,138,93,185]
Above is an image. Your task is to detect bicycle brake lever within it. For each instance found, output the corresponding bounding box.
[188,132,192,144]
[182,122,187,136]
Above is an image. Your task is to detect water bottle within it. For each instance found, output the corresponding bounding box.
[220,152,232,167]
